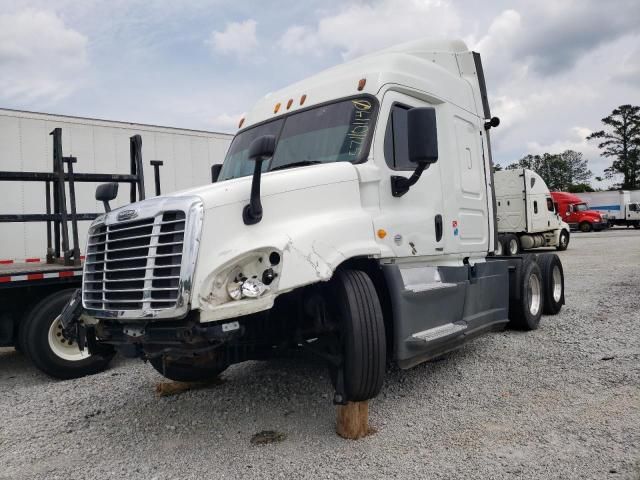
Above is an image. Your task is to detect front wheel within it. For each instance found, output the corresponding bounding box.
[22,289,115,379]
[579,222,592,232]
[149,355,227,382]
[330,269,386,402]
[556,230,570,251]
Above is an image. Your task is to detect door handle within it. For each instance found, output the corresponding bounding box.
[435,214,443,242]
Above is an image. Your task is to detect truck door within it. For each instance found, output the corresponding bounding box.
[373,91,444,258]
[447,109,489,254]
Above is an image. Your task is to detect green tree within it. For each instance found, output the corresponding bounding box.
[559,150,592,186]
[587,104,640,189]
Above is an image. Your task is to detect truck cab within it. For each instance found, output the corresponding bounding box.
[62,40,566,403]
[550,191,608,232]
[495,169,570,254]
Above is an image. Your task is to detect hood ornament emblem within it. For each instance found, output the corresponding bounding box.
[117,209,138,222]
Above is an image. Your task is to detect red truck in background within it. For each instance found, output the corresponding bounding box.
[550,191,609,232]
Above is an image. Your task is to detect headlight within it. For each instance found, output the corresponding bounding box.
[204,249,283,306]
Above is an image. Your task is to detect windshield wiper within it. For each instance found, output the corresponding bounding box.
[270,161,322,172]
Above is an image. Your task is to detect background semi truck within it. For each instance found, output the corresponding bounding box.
[494,169,570,254]
[0,108,232,378]
[550,191,608,232]
[575,190,640,228]
[60,39,567,405]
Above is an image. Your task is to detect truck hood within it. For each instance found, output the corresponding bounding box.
[164,161,360,210]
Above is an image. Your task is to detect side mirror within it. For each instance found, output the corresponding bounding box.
[248,134,276,161]
[95,183,118,212]
[211,164,222,183]
[391,107,438,197]
[243,135,276,225]
[407,107,438,165]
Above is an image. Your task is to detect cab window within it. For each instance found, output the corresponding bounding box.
[384,104,412,170]
[547,198,554,212]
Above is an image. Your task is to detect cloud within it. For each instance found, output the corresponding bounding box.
[208,19,258,58]
[279,0,461,60]
[0,9,88,103]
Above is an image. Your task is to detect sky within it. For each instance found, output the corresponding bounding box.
[1,0,639,185]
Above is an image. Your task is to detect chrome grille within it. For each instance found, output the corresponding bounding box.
[83,211,186,311]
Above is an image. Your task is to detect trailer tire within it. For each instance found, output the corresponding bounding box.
[538,253,564,315]
[149,355,227,382]
[556,229,570,251]
[22,289,115,379]
[331,269,386,402]
[579,221,592,232]
[508,259,543,330]
[504,234,521,255]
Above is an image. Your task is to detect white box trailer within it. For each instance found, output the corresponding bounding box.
[0,108,232,261]
[0,108,232,376]
[575,190,640,228]
[494,169,571,254]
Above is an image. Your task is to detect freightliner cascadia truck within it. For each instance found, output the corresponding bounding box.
[494,169,571,255]
[60,39,566,404]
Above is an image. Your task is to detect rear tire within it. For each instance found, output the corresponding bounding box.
[538,254,565,315]
[149,355,227,382]
[504,234,521,255]
[495,237,504,256]
[556,229,570,251]
[508,259,544,330]
[331,269,386,402]
[23,289,115,379]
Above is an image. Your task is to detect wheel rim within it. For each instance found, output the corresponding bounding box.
[509,239,518,255]
[552,265,562,303]
[528,274,541,316]
[560,233,567,248]
[48,315,91,362]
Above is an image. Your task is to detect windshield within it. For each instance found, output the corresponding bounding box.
[218,97,377,181]
[575,203,588,212]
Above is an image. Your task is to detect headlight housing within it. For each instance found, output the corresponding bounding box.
[203,249,283,306]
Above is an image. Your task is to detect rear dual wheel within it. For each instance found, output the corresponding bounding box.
[500,234,521,255]
[538,253,565,315]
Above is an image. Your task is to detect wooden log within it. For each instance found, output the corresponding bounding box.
[155,377,225,397]
[336,401,371,440]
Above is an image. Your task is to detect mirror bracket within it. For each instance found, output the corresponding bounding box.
[390,163,429,197]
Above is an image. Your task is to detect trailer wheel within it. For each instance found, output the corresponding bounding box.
[508,259,544,330]
[538,254,564,315]
[22,289,115,379]
[330,269,386,402]
[149,355,227,382]
[504,234,521,255]
[579,222,592,232]
[556,229,570,251]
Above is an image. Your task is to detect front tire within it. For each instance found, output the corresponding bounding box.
[149,355,227,382]
[579,222,592,232]
[556,229,570,251]
[22,289,115,379]
[508,259,544,330]
[331,269,386,402]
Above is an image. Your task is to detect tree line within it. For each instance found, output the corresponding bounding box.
[495,104,640,192]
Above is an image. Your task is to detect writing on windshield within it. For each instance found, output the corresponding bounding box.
[218,97,377,181]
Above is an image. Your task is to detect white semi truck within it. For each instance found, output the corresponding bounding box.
[575,190,640,228]
[0,108,232,378]
[60,40,566,404]
[494,169,571,254]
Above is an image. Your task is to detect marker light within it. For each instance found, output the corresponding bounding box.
[357,78,366,91]
[238,117,245,128]
[300,94,307,105]
[286,99,293,110]
[377,229,387,239]
[274,103,281,114]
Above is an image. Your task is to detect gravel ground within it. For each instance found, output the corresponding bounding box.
[1,228,639,480]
